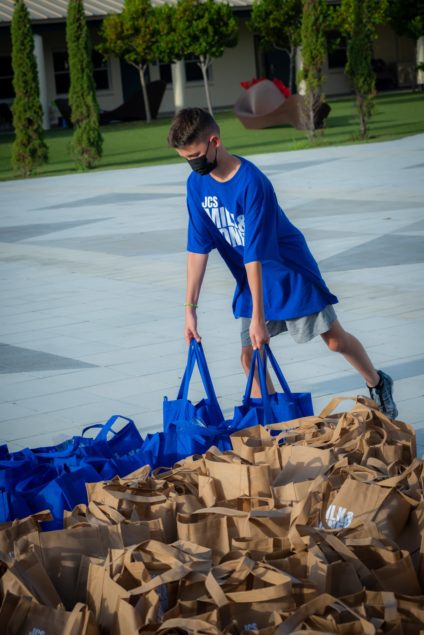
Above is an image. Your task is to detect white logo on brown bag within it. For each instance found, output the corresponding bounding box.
[325,504,354,528]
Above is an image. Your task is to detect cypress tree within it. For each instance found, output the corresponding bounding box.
[66,0,103,169]
[11,0,48,177]
[299,0,328,139]
[340,0,387,139]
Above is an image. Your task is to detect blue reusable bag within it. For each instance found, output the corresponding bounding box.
[138,432,166,470]
[161,419,230,467]
[0,456,36,490]
[14,462,102,529]
[163,340,224,432]
[18,415,144,469]
[231,344,314,430]
[0,417,145,525]
[81,414,144,458]
[0,487,33,523]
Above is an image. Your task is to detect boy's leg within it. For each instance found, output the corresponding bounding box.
[320,320,379,386]
[321,319,398,418]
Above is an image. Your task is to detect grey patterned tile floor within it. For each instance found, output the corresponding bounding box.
[0,134,423,455]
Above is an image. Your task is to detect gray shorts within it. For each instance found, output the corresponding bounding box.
[240,304,337,347]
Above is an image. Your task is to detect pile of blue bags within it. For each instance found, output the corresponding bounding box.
[0,342,313,529]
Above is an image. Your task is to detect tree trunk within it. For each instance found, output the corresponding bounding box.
[289,44,295,93]
[417,35,424,87]
[199,55,213,116]
[308,94,316,140]
[357,94,367,138]
[303,89,316,140]
[137,65,151,123]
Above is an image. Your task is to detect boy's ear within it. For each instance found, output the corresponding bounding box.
[211,135,221,148]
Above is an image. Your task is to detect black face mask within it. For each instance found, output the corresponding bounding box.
[188,140,217,176]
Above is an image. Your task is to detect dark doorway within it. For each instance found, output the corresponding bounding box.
[120,60,151,101]
[264,49,294,91]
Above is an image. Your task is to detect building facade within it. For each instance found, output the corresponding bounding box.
[0,0,417,129]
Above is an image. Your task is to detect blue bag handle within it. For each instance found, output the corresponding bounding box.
[18,439,81,460]
[82,415,133,440]
[263,344,293,396]
[263,344,310,417]
[177,340,224,420]
[243,348,273,425]
[177,342,198,400]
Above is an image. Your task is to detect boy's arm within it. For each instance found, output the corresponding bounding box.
[245,261,270,350]
[184,252,208,344]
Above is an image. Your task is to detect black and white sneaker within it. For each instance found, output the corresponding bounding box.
[368,370,398,420]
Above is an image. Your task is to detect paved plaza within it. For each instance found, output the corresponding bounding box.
[0,134,423,455]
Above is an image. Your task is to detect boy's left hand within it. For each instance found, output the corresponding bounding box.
[249,317,270,350]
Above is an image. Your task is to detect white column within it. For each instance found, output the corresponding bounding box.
[33,33,50,130]
[417,36,424,87]
[171,60,186,113]
[295,47,305,95]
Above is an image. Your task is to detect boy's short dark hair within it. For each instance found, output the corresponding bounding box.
[167,107,220,148]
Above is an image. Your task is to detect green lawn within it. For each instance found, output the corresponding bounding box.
[0,91,423,181]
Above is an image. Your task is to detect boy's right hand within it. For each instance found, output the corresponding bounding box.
[184,309,201,345]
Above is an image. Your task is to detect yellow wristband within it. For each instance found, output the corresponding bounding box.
[184,303,198,308]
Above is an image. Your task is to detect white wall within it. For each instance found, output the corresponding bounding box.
[41,29,124,124]
[323,64,352,96]
[374,24,416,64]
[155,19,257,114]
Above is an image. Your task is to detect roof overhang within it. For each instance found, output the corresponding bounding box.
[0,0,253,26]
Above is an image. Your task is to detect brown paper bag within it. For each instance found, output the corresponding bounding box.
[230,425,274,462]
[307,547,363,597]
[272,445,334,506]
[198,475,218,507]
[253,445,284,482]
[372,550,422,595]
[86,560,131,632]
[323,477,411,539]
[86,478,170,519]
[204,455,271,500]
[176,557,293,630]
[0,510,51,557]
[279,445,335,474]
[396,594,424,629]
[232,509,291,541]
[288,474,329,552]
[205,559,294,632]
[231,536,291,560]
[156,616,220,634]
[177,511,230,563]
[204,559,292,606]
[112,596,152,635]
[274,592,376,635]
[265,415,333,445]
[319,396,416,466]
[0,548,63,608]
[16,525,112,609]
[120,539,209,618]
[0,591,98,635]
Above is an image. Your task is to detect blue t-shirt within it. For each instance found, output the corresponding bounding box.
[186,157,338,320]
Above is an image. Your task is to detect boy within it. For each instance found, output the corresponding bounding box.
[167,107,398,419]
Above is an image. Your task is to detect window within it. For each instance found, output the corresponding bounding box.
[0,56,14,99]
[327,31,347,70]
[184,57,211,83]
[53,51,70,94]
[159,62,172,85]
[155,58,211,84]
[53,50,110,95]
[92,51,109,90]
